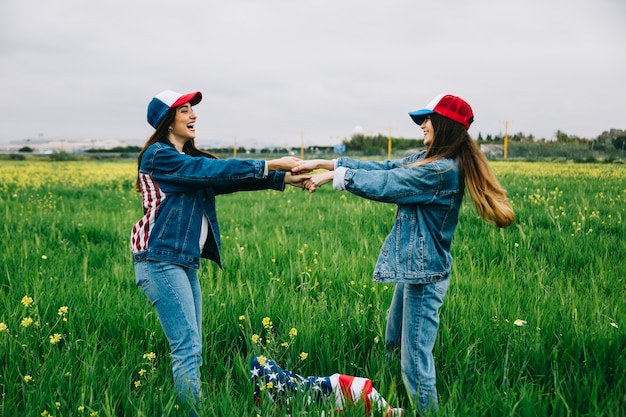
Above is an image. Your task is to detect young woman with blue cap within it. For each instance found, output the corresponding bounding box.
[131,89,307,415]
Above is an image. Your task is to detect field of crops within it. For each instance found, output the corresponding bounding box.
[1,159,624,416]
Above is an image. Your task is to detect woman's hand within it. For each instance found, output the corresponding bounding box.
[303,171,334,193]
[267,157,302,172]
[292,159,334,174]
[284,173,311,189]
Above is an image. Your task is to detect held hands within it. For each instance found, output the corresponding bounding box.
[267,156,303,172]
[268,157,311,190]
[291,159,335,193]
[302,170,334,193]
[283,158,335,192]
[291,159,334,174]
[284,172,311,189]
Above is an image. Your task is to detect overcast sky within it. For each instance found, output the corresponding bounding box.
[1,0,625,149]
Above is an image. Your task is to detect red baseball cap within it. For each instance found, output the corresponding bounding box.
[409,94,474,129]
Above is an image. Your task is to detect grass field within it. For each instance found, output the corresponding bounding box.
[0,160,624,416]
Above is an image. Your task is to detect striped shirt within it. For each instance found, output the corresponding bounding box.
[130,173,165,254]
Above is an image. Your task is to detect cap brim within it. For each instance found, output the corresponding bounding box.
[172,91,202,108]
[408,109,434,126]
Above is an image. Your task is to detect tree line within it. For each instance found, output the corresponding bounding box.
[13,128,625,161]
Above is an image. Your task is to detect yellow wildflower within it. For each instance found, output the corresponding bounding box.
[262,317,272,328]
[138,368,147,377]
[514,319,527,327]
[251,334,260,344]
[58,306,69,316]
[41,410,49,417]
[134,380,142,388]
[24,375,33,383]
[238,315,245,321]
[143,352,156,361]
[258,355,267,366]
[21,317,34,327]
[0,322,8,332]
[289,328,298,337]
[78,405,85,412]
[56,402,61,409]
[50,333,62,344]
[21,296,34,307]
[266,381,274,389]
[299,352,308,361]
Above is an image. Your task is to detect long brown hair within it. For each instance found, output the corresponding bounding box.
[415,114,515,228]
[135,107,218,192]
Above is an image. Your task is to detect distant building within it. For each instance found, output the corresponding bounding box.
[0,139,130,154]
[333,144,346,153]
[480,144,504,158]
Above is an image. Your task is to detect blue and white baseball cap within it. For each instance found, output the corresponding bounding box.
[409,94,474,129]
[147,90,202,129]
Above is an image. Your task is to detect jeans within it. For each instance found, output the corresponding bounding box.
[134,260,203,415]
[385,279,450,413]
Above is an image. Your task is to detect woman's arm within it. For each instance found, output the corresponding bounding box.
[144,144,302,191]
[267,156,304,172]
[292,159,335,174]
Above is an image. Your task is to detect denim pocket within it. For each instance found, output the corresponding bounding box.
[134,261,160,304]
[433,277,450,297]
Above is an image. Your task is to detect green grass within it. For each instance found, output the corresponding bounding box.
[0,160,624,416]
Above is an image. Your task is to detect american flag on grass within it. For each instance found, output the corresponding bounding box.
[251,355,403,416]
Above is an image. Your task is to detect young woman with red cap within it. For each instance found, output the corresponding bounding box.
[293,94,515,414]
[131,89,307,415]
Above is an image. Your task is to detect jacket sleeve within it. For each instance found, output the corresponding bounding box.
[339,158,461,205]
[212,171,286,195]
[141,144,273,192]
[336,152,425,171]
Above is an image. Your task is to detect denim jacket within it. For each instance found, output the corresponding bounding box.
[335,151,463,284]
[130,139,285,270]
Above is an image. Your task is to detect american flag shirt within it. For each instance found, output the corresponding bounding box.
[130,173,163,255]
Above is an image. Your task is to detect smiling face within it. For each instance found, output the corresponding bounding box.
[168,103,197,150]
[421,115,435,146]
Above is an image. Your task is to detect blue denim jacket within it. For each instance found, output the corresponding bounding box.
[130,139,285,269]
[336,151,463,284]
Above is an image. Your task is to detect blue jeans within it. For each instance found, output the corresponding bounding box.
[134,260,203,414]
[385,279,450,413]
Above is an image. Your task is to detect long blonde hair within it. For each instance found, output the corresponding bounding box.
[416,114,515,228]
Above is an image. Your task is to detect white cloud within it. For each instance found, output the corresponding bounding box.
[1,0,625,147]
